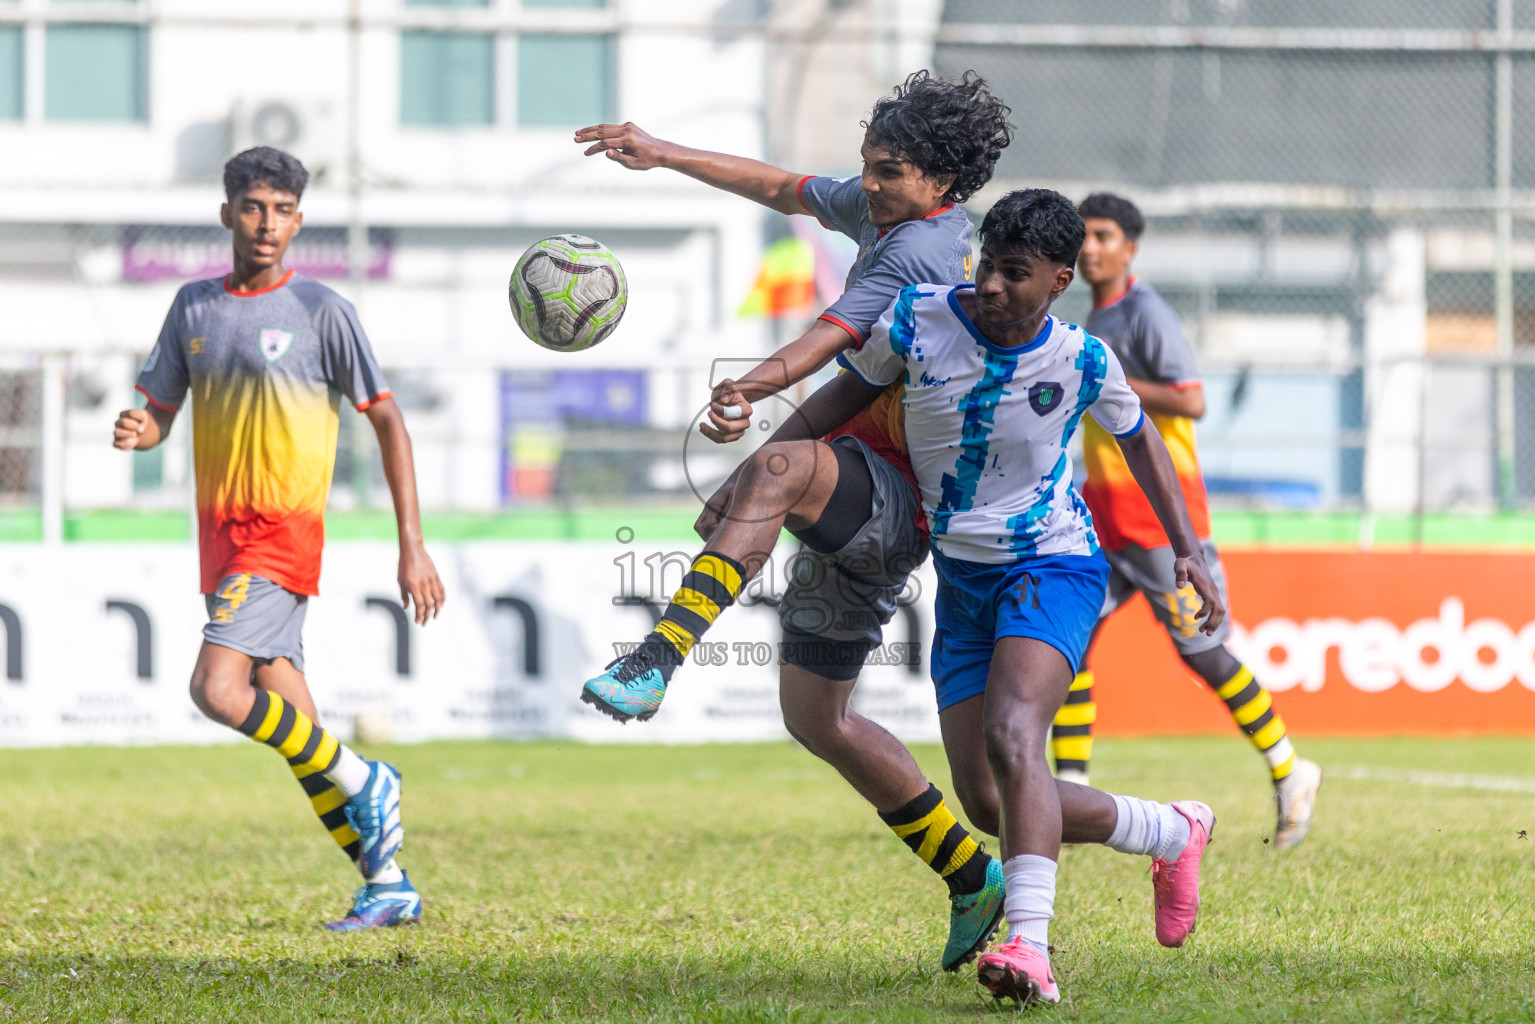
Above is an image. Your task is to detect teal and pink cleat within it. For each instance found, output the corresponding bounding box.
[1152,799,1216,948]
[943,856,1006,972]
[322,871,422,932]
[580,642,676,723]
[976,936,1060,1005]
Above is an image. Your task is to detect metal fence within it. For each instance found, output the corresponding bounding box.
[933,0,1535,522]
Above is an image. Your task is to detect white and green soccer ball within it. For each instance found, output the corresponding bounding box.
[508,234,628,351]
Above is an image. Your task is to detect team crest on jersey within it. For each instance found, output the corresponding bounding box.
[1028,381,1064,416]
[259,329,293,362]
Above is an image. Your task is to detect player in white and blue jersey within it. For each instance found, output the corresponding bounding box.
[841,190,1225,1006]
[577,73,1023,973]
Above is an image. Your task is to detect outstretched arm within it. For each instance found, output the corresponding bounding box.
[694,373,883,539]
[366,398,445,626]
[112,405,176,451]
[700,320,861,442]
[575,122,808,216]
[1115,420,1226,634]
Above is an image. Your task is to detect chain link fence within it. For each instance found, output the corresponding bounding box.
[935,0,1535,528]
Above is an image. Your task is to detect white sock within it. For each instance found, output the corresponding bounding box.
[366,858,403,885]
[1002,854,1056,956]
[323,744,372,798]
[1105,794,1191,861]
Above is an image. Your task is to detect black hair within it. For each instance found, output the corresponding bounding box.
[978,189,1085,267]
[861,70,1013,205]
[1077,192,1144,240]
[223,146,309,203]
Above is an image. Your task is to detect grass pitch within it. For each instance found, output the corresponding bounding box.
[1,736,1533,1023]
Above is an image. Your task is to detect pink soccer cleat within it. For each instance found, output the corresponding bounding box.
[976,936,1060,1005]
[1152,800,1216,948]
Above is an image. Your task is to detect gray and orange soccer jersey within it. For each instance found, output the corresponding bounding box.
[135,270,391,596]
[797,174,975,346]
[1080,277,1212,552]
[796,174,975,527]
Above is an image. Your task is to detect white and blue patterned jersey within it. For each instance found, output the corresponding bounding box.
[839,284,1146,564]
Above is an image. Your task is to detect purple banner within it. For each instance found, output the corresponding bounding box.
[122,229,391,284]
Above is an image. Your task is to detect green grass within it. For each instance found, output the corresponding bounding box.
[2,738,1534,1022]
[9,507,1535,546]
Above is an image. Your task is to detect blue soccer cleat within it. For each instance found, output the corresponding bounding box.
[943,855,1006,972]
[322,871,422,932]
[345,760,404,878]
[580,643,675,723]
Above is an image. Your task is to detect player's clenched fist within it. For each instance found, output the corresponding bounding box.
[699,379,752,444]
[574,122,671,171]
[112,408,151,450]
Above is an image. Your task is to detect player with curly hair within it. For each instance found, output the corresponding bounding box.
[575,73,1019,971]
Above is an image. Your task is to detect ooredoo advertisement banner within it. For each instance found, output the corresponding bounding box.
[1090,549,1535,735]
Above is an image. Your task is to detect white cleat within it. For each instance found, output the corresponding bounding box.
[1273,757,1322,850]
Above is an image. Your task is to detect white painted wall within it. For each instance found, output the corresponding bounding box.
[0,1,798,512]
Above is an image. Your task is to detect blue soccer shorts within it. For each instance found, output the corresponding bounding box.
[929,549,1111,711]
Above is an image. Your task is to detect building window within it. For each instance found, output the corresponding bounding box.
[517,34,611,127]
[404,0,491,6]
[400,31,495,126]
[524,0,608,8]
[45,24,145,122]
[0,27,21,121]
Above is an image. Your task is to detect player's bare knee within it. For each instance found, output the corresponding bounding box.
[780,698,850,756]
[188,665,250,728]
[983,712,1049,775]
[742,441,807,497]
[1182,645,1241,686]
[952,778,1001,837]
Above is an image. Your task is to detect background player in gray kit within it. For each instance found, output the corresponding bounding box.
[113,146,445,929]
[1062,191,1323,849]
[576,72,1022,971]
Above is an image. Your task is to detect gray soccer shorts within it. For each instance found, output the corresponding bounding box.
[203,572,308,672]
[777,436,928,680]
[1099,539,1232,655]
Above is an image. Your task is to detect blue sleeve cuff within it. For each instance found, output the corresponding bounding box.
[835,352,888,390]
[1113,410,1146,439]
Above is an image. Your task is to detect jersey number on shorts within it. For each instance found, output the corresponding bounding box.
[1011,573,1043,611]
[212,573,253,624]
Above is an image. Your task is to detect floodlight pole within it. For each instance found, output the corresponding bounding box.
[346,0,366,292]
[346,0,371,509]
[1496,0,1517,511]
[39,354,63,547]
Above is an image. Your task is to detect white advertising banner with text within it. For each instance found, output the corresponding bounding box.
[0,543,943,747]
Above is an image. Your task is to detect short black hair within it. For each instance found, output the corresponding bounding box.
[1077,192,1144,240]
[861,70,1013,205]
[979,189,1085,267]
[223,146,309,203]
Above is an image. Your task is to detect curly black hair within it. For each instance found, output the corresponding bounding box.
[1077,192,1145,240]
[223,146,309,203]
[861,70,1013,205]
[979,189,1085,267]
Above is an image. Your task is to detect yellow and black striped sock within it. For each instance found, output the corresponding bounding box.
[878,784,991,897]
[291,765,361,862]
[1051,670,1096,781]
[1212,665,1296,783]
[237,689,361,859]
[646,552,746,677]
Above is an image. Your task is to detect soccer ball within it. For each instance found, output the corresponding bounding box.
[508,234,628,351]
